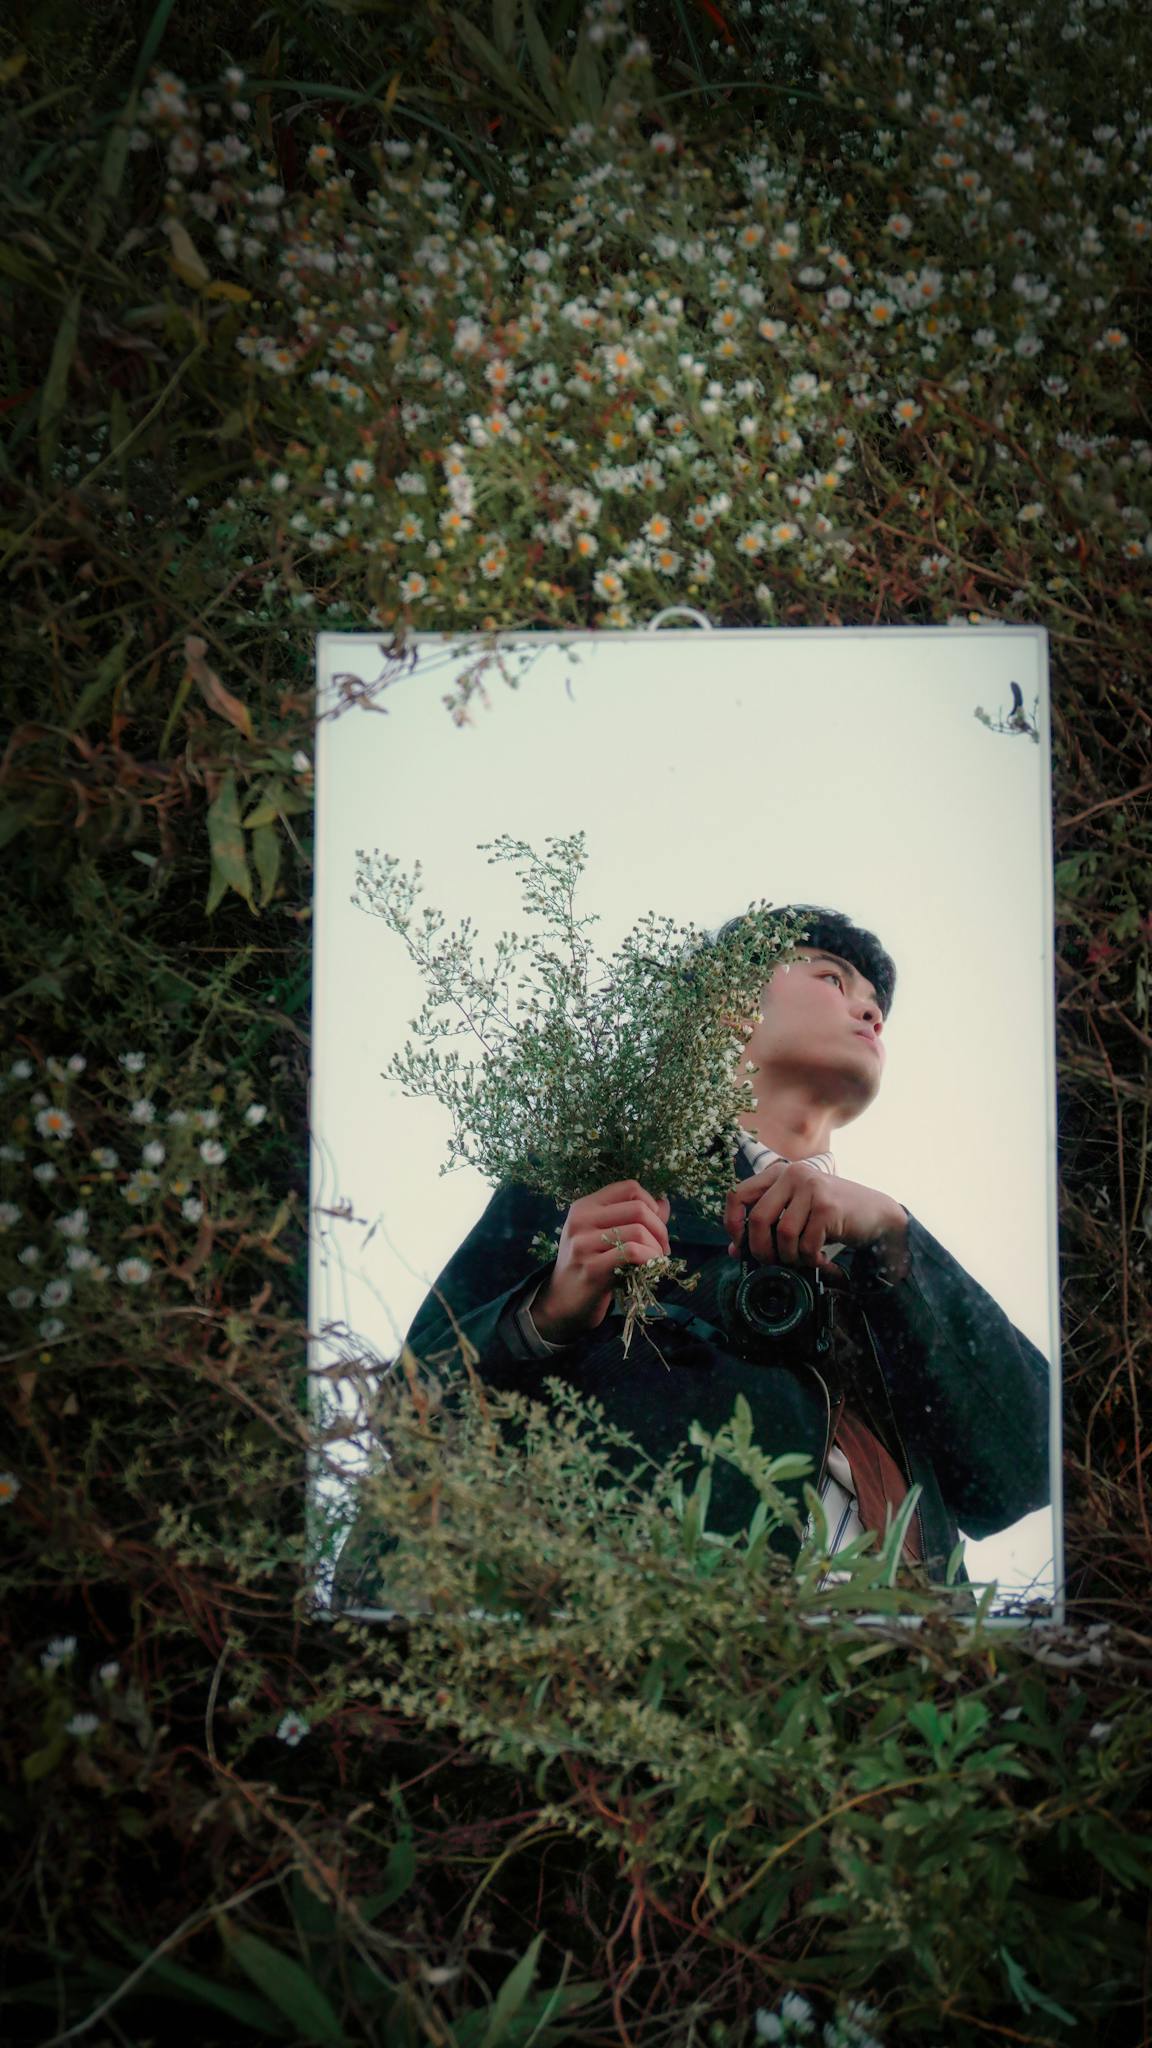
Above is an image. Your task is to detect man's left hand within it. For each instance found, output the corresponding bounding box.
[725,1160,907,1286]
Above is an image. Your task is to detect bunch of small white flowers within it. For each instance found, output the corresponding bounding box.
[353,831,811,1355]
[755,1994,884,2048]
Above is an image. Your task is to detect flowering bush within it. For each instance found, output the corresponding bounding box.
[127,1,1150,746]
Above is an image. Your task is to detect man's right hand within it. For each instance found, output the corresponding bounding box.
[531,1180,672,1343]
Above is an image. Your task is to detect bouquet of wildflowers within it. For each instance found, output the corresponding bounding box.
[352,832,813,1355]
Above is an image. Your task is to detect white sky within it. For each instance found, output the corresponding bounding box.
[308,624,1062,1618]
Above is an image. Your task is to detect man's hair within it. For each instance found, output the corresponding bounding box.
[708,903,897,1022]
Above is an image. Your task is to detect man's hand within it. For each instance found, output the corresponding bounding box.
[724,1161,908,1286]
[532,1179,672,1341]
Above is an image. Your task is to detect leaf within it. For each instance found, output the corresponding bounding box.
[38,287,81,483]
[220,1923,349,2046]
[163,216,211,289]
[521,0,563,114]
[22,1730,69,1782]
[242,779,312,827]
[185,634,254,740]
[203,280,252,303]
[478,1931,544,2047]
[67,634,129,731]
[999,1946,1076,2027]
[493,0,518,60]
[448,10,553,122]
[251,822,282,906]
[206,772,254,913]
[99,1926,294,2035]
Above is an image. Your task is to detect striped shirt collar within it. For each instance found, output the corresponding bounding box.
[734,1125,836,1178]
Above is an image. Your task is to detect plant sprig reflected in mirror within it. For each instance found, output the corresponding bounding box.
[351,831,814,1354]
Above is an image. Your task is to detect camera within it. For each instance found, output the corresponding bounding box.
[712,1215,838,1369]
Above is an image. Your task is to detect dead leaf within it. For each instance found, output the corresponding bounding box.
[183,634,253,741]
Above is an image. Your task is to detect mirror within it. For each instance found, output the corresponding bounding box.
[307,622,1061,1628]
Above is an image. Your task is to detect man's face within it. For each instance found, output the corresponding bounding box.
[732,945,887,1114]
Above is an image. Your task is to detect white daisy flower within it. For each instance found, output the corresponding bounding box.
[199,1139,227,1166]
[67,1712,100,1738]
[31,1163,58,1184]
[55,1208,89,1239]
[41,1278,72,1307]
[39,1318,66,1341]
[90,1147,119,1169]
[35,1107,74,1141]
[243,1103,268,1126]
[130,1098,157,1124]
[181,1196,204,1223]
[18,1246,41,1266]
[119,1052,147,1073]
[117,1257,152,1285]
[98,1660,121,1685]
[0,1472,21,1505]
[66,1247,98,1272]
[9,1059,34,1080]
[0,1144,25,1161]
[66,1055,86,1074]
[277,1711,310,1746]
[142,1140,166,1166]
[7,1287,35,1310]
[0,1201,20,1228]
[194,1108,220,1131]
[166,1109,189,1127]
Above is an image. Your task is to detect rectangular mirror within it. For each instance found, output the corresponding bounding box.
[306,624,1062,1629]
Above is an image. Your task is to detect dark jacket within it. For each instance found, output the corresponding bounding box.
[331,1150,1051,1609]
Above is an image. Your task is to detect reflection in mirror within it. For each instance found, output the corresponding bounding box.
[307,626,1061,1629]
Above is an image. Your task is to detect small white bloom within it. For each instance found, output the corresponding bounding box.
[32,1162,59,1184]
[130,1098,157,1124]
[199,1139,227,1166]
[39,1317,66,1341]
[18,1246,41,1266]
[90,1148,119,1169]
[7,1286,35,1309]
[117,1257,152,1286]
[98,1660,121,1685]
[55,1208,89,1240]
[0,1471,20,1504]
[35,1107,75,1141]
[142,1140,166,1166]
[66,1247,98,1272]
[41,1635,77,1671]
[0,1201,20,1228]
[291,751,311,774]
[66,1055,86,1074]
[41,1278,73,1307]
[166,1109,189,1127]
[277,1711,310,1746]
[755,2015,784,2044]
[9,1059,34,1079]
[243,1103,268,1126]
[120,1052,147,1073]
[182,1196,204,1223]
[194,1108,220,1131]
[67,1712,100,1738]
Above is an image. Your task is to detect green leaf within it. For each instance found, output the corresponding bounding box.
[68,635,130,732]
[38,287,81,483]
[22,1730,69,1782]
[99,1925,294,2035]
[206,771,254,913]
[999,1946,1076,2027]
[221,1925,349,2046]
[251,822,281,906]
[448,10,553,122]
[478,1931,544,2047]
[521,0,563,114]
[493,0,518,60]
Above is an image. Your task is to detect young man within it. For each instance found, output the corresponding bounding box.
[331,906,1051,1609]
